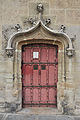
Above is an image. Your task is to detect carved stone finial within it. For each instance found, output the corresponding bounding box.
[37,3,44,13]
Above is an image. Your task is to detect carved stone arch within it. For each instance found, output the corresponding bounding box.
[6,21,74,57]
[6,23,70,112]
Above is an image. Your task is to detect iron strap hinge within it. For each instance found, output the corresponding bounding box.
[22,62,58,65]
[23,103,57,105]
[23,85,57,88]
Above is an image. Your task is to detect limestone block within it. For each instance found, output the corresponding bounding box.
[66,0,80,8]
[2,0,29,25]
[49,0,67,9]
[49,0,80,9]
[66,10,80,25]
[50,10,65,24]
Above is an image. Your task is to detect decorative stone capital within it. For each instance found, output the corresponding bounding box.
[6,48,14,58]
[66,48,75,57]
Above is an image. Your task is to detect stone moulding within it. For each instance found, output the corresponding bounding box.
[5,20,75,57]
[5,3,75,57]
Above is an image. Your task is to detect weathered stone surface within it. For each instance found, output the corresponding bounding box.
[38,116,56,120]
[66,0,80,8]
[49,0,80,9]
[6,115,36,120]
[50,10,65,24]
[0,114,77,120]
[74,117,80,120]
[66,10,80,24]
[56,115,74,120]
[0,113,4,120]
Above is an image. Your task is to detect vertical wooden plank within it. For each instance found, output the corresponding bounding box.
[48,47,55,62]
[23,87,31,104]
[41,66,47,86]
[40,88,47,107]
[25,48,31,63]
[23,65,32,86]
[33,88,39,104]
[33,65,39,86]
[49,88,56,104]
[40,47,47,62]
[48,65,55,85]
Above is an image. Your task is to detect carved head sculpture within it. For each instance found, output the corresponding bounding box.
[37,3,43,13]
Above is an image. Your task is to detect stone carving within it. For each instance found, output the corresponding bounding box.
[3,24,22,41]
[6,48,14,58]
[44,18,51,26]
[66,48,75,57]
[71,35,76,41]
[60,25,66,32]
[28,18,37,26]
[23,3,51,27]
[37,3,44,13]
[5,3,75,58]
[15,24,22,31]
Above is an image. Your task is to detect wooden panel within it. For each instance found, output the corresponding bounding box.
[40,48,47,62]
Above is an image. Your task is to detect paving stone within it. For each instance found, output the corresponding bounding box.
[38,116,56,120]
[74,117,80,120]
[0,114,4,120]
[56,115,74,120]
[6,115,36,120]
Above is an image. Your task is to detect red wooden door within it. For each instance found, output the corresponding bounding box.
[22,44,58,107]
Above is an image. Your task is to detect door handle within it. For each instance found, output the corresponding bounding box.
[39,70,41,75]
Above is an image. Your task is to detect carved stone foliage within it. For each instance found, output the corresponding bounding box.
[60,25,66,33]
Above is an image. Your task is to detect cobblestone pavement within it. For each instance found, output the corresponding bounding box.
[0,113,80,120]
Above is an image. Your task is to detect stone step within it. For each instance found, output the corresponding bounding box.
[0,113,80,120]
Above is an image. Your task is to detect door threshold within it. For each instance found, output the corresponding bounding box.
[17,107,62,115]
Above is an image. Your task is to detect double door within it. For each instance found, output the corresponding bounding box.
[22,44,58,107]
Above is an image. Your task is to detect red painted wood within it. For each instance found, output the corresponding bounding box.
[22,44,58,107]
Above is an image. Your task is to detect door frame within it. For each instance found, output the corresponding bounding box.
[13,38,64,112]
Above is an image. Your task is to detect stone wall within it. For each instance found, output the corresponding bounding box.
[0,0,80,114]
